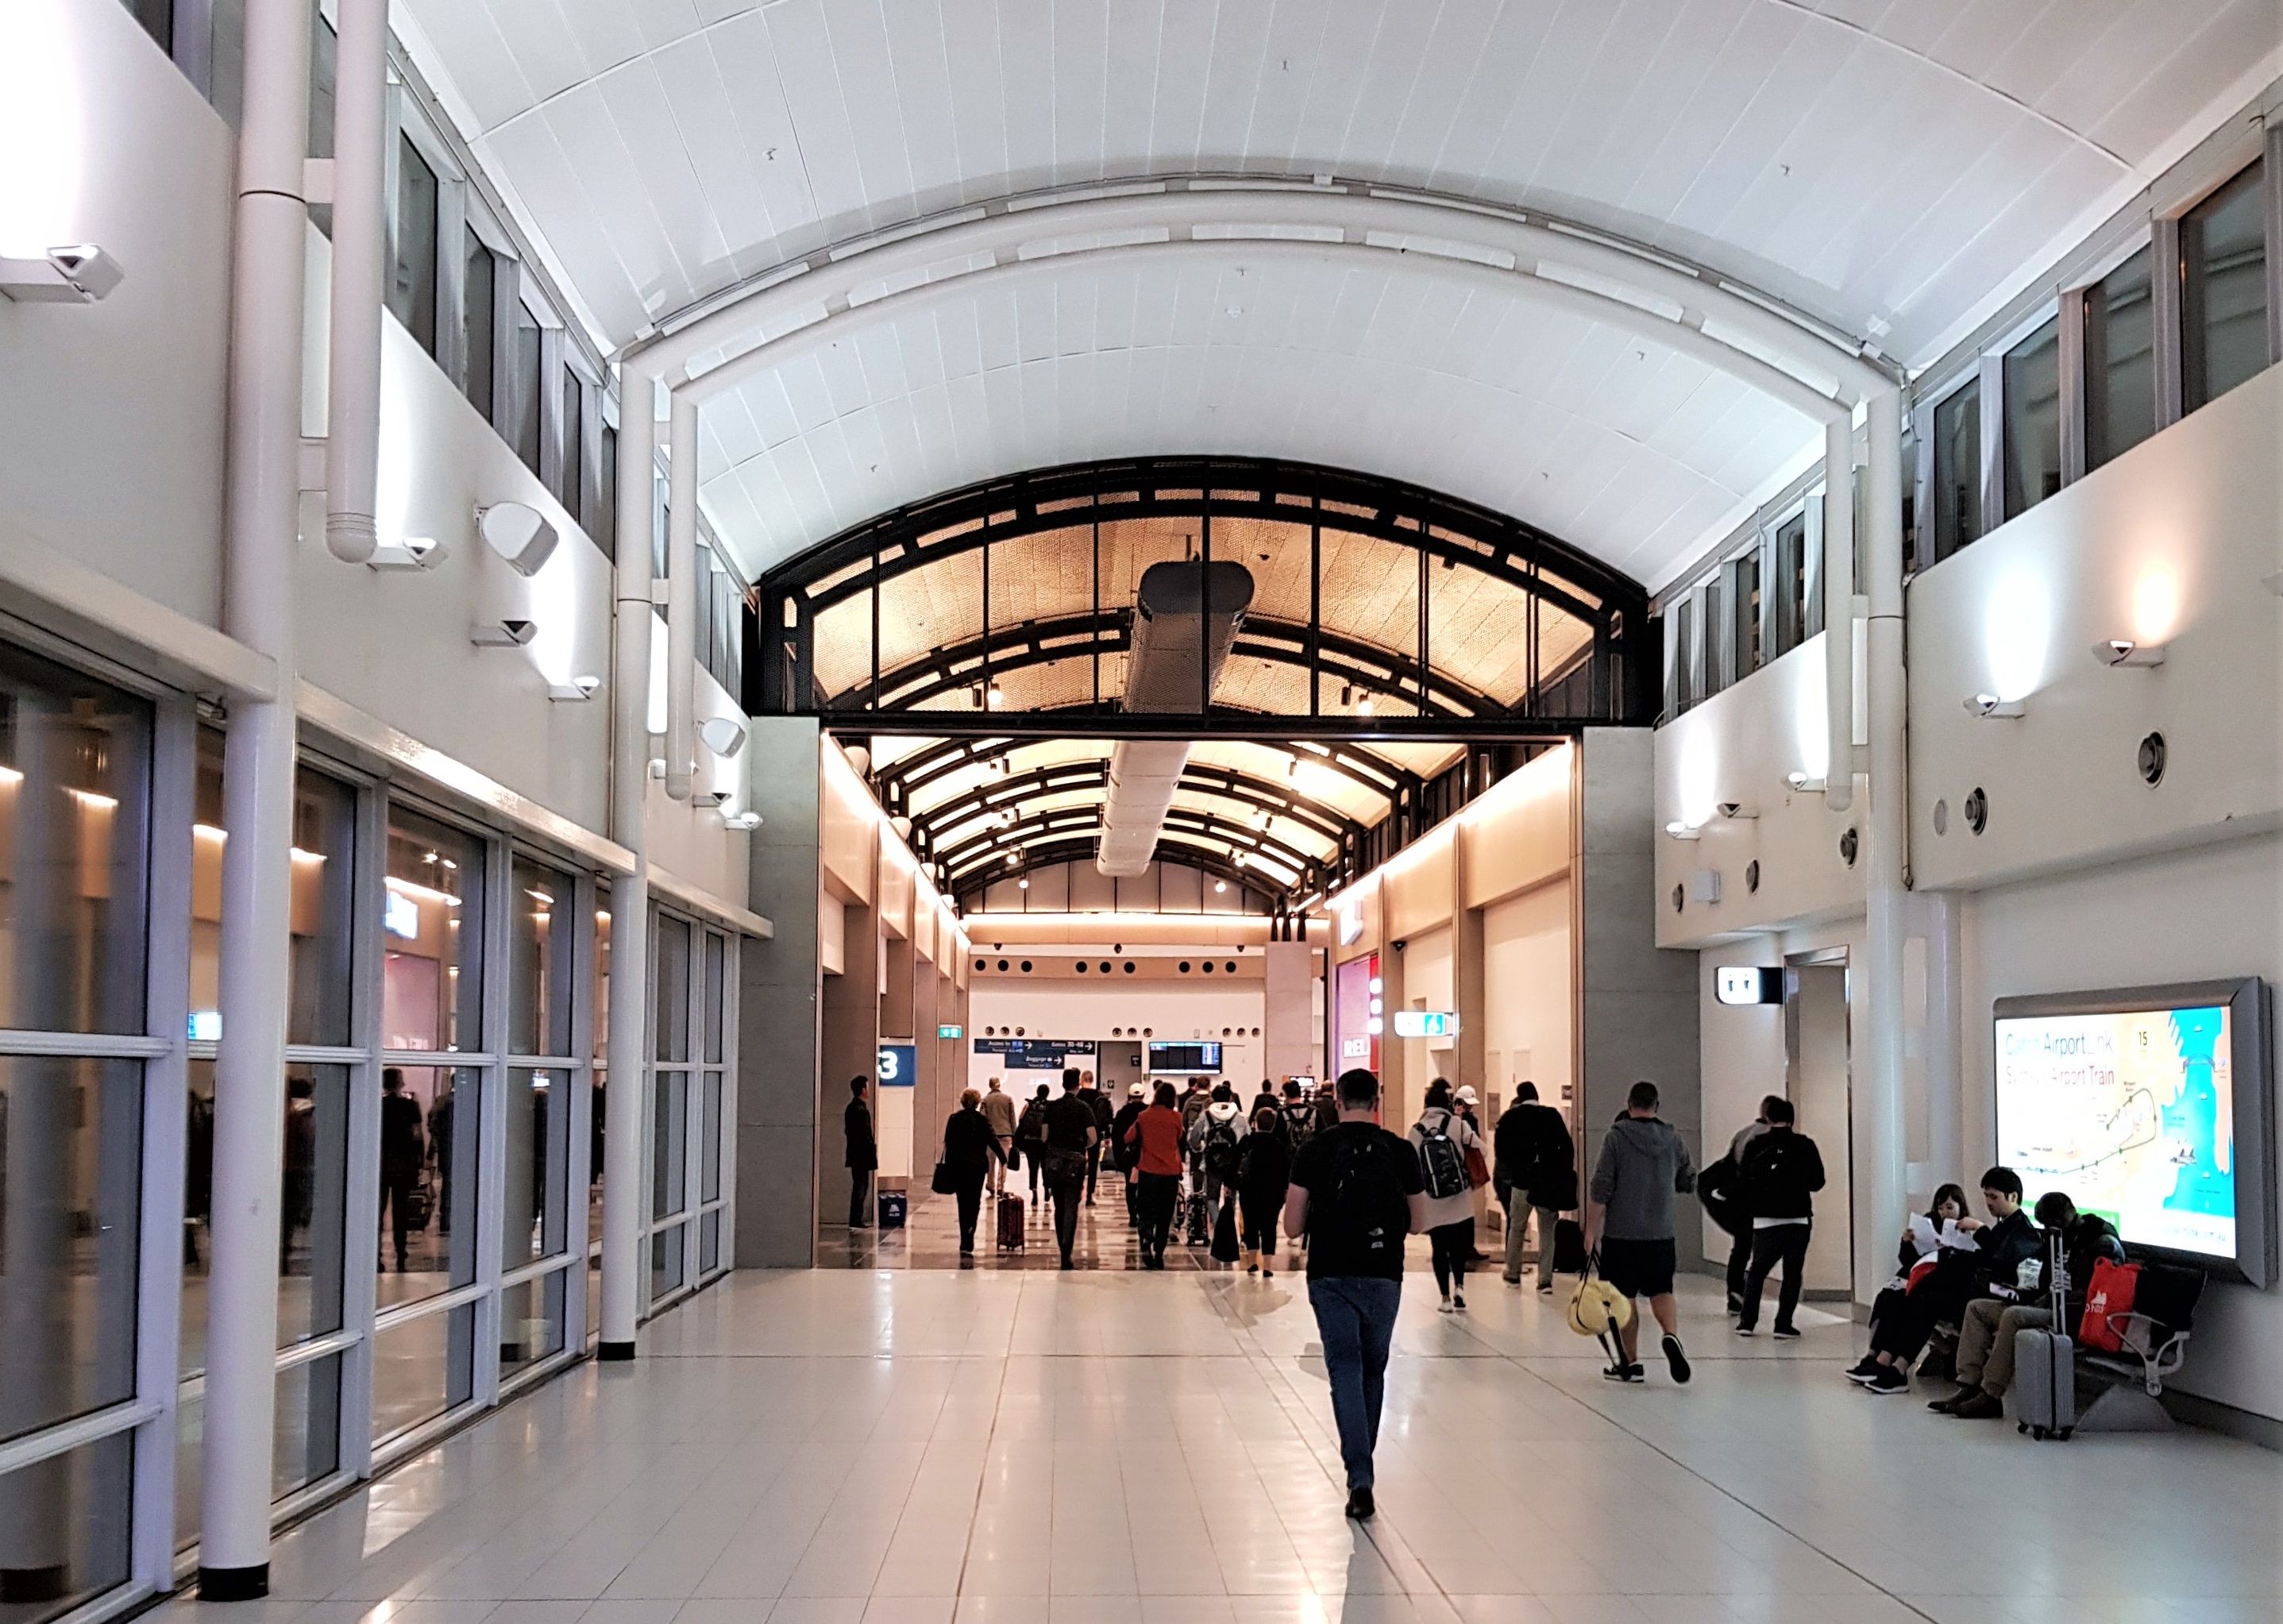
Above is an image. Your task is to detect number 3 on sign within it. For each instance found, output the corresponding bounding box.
[878,1047,900,1082]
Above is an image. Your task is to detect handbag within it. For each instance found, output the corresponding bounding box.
[1463,1142,1491,1190]
[1210,1194,1241,1263]
[2079,1257,2140,1352]
[930,1158,958,1196]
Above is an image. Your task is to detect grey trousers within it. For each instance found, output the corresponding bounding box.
[1957,1297,2053,1395]
[1502,1194,1560,1286]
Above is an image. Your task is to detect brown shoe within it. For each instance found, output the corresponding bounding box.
[1950,1387,2005,1420]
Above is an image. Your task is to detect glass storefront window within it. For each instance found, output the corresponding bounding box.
[500,1267,568,1380]
[182,1061,351,1375]
[383,806,484,1053]
[174,1354,343,1549]
[2085,247,2156,472]
[2002,315,2062,519]
[189,735,358,1048]
[700,1209,720,1276]
[503,1070,571,1267]
[376,1066,480,1310]
[2181,160,2270,414]
[650,1226,685,1301]
[653,914,690,1063]
[0,1056,142,1445]
[508,855,575,1057]
[0,646,152,1035]
[370,1303,476,1445]
[0,1429,133,1622]
[652,1071,688,1221]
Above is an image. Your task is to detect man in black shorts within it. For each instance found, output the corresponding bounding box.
[1585,1081,1695,1384]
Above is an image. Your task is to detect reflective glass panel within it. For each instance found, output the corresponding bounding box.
[1931,382,1982,562]
[653,914,690,1062]
[182,1060,350,1375]
[503,1070,572,1267]
[513,311,544,476]
[0,646,152,1035]
[704,932,726,1063]
[652,1071,688,1220]
[2086,247,2156,471]
[173,1353,344,1549]
[0,1429,133,1622]
[500,1267,568,1381]
[700,1071,723,1204]
[700,1208,720,1276]
[0,1057,141,1445]
[2182,160,2270,413]
[390,135,439,355]
[464,232,496,420]
[2002,315,2063,519]
[383,805,484,1052]
[650,1224,685,1301]
[370,1302,476,1445]
[376,1067,480,1308]
[508,855,575,1057]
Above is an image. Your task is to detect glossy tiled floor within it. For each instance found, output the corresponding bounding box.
[151,1265,2283,1624]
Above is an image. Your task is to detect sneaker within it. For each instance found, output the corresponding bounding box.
[1662,1334,1691,1385]
[1845,1356,1884,1384]
[1602,1362,1644,1383]
[1537,1282,1555,1295]
[1344,1487,1376,1521]
[1734,1324,1756,1337]
[1726,1294,1744,1315]
[1504,1275,1522,1287]
[1246,1264,1259,1277]
[1772,1325,1801,1340]
[1437,1298,1456,1314]
[1263,1267,1274,1279]
[1452,1292,1466,1311]
[1865,1365,1909,1394]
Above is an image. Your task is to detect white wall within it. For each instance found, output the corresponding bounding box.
[1962,831,2283,1425]
[0,0,233,625]
[1394,924,1455,1108]
[1481,881,1571,1117]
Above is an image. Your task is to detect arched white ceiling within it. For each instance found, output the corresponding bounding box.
[692,253,1819,581]
[400,0,2270,361]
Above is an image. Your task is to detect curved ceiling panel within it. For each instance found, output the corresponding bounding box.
[695,254,1814,582]
[399,0,2266,363]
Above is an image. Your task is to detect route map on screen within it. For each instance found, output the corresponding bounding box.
[1995,1004,2235,1262]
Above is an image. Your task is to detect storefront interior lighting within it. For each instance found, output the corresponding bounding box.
[67,788,118,810]
[2090,638,2166,669]
[388,874,461,906]
[1965,693,2026,719]
[0,766,21,785]
[1366,1016,1383,1036]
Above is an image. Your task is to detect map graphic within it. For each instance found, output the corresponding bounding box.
[1994,1005,2234,1262]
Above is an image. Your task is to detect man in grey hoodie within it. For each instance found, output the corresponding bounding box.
[1586,1081,1696,1385]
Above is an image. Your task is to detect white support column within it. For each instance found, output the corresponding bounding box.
[663,393,700,801]
[200,0,313,1598]
[319,0,388,564]
[1821,415,1856,814]
[1919,890,1965,1191]
[1859,388,1909,1307]
[599,371,658,1358]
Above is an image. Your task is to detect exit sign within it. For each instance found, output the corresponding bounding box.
[939,1024,962,1039]
[1392,1010,1460,1038]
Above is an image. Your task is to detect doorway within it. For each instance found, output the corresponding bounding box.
[1784,955,1854,1300]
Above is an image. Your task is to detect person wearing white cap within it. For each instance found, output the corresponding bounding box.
[1456,1085,1492,1256]
[1110,1081,1149,1227]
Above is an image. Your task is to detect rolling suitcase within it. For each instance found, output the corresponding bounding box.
[2015,1229,2076,1441]
[996,1194,1025,1250]
[1186,1191,1212,1245]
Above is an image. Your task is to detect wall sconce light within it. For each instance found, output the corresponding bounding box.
[369,535,446,571]
[476,502,559,577]
[1964,693,2025,719]
[1663,820,1703,840]
[698,716,748,757]
[548,675,601,702]
[2091,638,2166,669]
[1,245,125,303]
[985,681,1005,709]
[1784,772,1826,793]
[723,810,762,831]
[1716,802,1758,820]
[471,619,538,647]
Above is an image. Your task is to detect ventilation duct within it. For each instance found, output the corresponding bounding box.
[1097,560,1254,877]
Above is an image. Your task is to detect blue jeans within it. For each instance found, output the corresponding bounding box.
[1309,1276,1402,1490]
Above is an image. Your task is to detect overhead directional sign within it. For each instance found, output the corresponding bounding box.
[972,1037,1095,1068]
[1715,966,1783,1006]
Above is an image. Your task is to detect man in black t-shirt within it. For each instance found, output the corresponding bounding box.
[1043,1068,1100,1268]
[1283,1067,1427,1522]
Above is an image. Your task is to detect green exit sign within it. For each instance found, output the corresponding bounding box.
[939,1024,963,1039]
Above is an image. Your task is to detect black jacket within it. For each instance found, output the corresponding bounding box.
[844,1097,877,1171]
[1493,1101,1575,1209]
[940,1108,1002,1184]
[1737,1126,1826,1221]
[2052,1213,2128,1319]
[1237,1128,1294,1205]
[1109,1100,1146,1167]
[1969,1209,2039,1294]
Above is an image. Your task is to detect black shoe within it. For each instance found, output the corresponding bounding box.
[1845,1355,1883,1383]
[1734,1323,1756,1337]
[1726,1294,1744,1315]
[1771,1325,1801,1340]
[1344,1487,1375,1520]
[1452,1291,1466,1311]
[1662,1334,1691,1385]
[1927,1389,1968,1414]
[1602,1362,1644,1383]
[1537,1282,1554,1295]
[1865,1365,1910,1394]
[1950,1387,2004,1420]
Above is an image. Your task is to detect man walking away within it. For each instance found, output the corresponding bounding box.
[1015,1085,1051,1205]
[1733,1097,1825,1338]
[1494,1082,1574,1292]
[1586,1081,1696,1384]
[979,1076,1018,1197]
[378,1068,424,1271]
[1709,1097,1780,1312]
[843,1076,877,1228]
[1286,1068,1427,1522]
[1112,1082,1148,1225]
[1043,1068,1099,1268]
[1282,1079,1318,1151]
[1082,1072,1115,1203]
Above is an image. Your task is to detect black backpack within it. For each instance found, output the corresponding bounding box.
[1315,1128,1410,1265]
[1205,1117,1244,1182]
[1415,1110,1469,1201]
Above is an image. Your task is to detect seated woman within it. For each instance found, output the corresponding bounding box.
[1853,1182,1973,1368]
[1850,1167,2038,1394]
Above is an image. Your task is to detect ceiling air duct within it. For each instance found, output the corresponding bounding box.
[1097,559,1255,877]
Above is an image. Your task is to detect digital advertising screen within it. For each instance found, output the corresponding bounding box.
[1994,979,2273,1285]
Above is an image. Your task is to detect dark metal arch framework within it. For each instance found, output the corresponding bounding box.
[942,802,1325,894]
[748,455,1655,728]
[961,841,1279,916]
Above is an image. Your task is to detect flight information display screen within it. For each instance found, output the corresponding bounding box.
[1146,1041,1222,1074]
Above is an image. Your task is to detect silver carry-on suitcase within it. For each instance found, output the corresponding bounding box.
[2014,1229,2076,1441]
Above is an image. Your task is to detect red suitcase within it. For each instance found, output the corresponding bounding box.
[997,1194,1025,1250]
